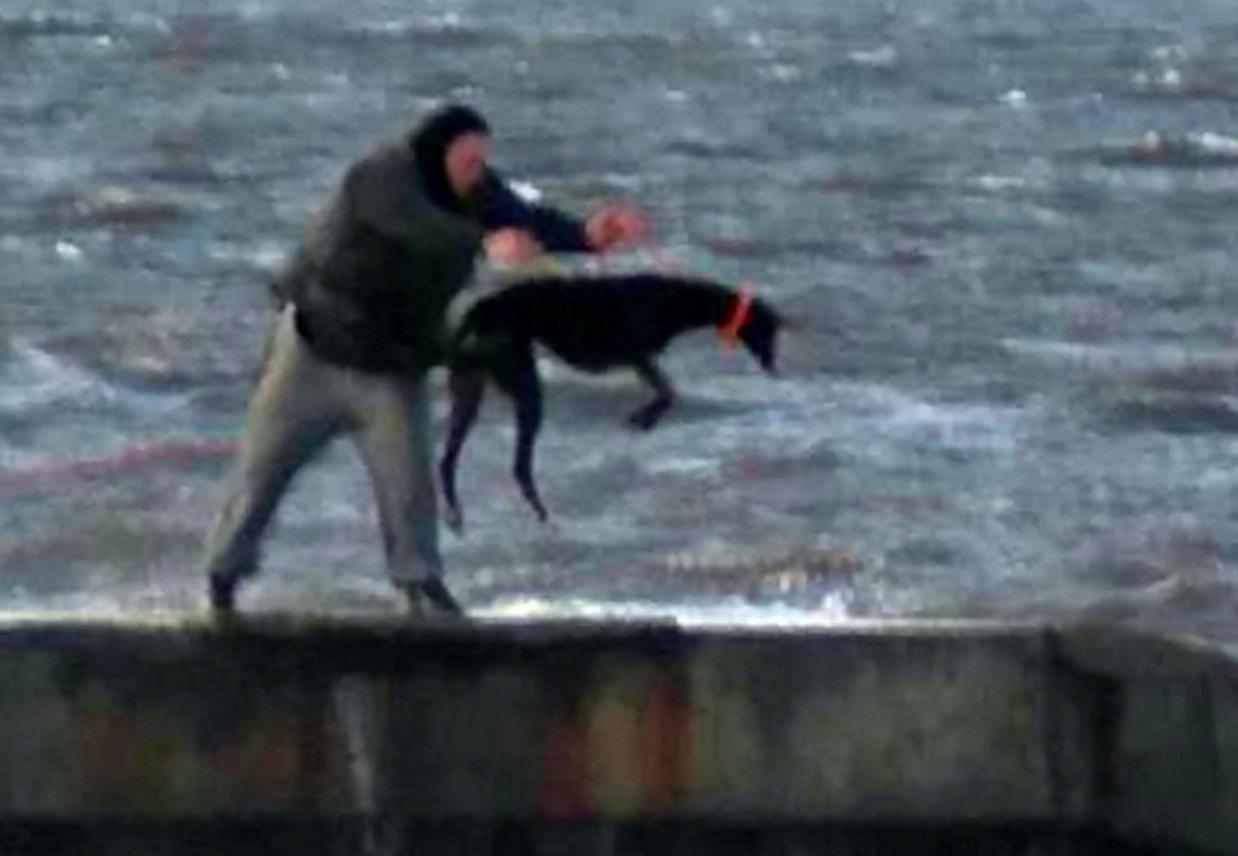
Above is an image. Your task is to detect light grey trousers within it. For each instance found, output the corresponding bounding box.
[201,306,441,587]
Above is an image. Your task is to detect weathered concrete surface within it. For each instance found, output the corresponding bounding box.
[1057,624,1238,855]
[0,613,1231,854]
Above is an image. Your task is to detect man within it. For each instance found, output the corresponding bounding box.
[201,104,645,615]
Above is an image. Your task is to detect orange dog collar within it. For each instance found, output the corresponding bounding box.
[717,286,754,346]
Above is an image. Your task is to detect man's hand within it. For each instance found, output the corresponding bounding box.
[585,201,649,253]
[484,227,544,266]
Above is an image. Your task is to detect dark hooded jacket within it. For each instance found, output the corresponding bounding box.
[275,106,592,374]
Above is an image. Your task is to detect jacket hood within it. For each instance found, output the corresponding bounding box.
[409,104,491,214]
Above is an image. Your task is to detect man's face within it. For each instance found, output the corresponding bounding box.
[444,132,490,200]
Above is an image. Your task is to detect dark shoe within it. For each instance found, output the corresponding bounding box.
[401,578,464,616]
[209,574,237,612]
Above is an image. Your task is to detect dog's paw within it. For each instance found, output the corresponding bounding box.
[444,506,465,536]
[627,410,661,431]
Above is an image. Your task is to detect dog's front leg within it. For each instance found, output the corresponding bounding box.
[439,367,487,535]
[628,358,676,430]
[492,346,549,522]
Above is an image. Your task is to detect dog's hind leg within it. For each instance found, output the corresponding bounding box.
[491,345,549,522]
[628,358,676,430]
[438,368,487,534]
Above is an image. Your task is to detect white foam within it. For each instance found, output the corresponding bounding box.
[1191,131,1238,157]
[999,89,1028,107]
[1122,130,1238,164]
[206,240,286,271]
[767,64,802,83]
[1132,67,1183,92]
[54,240,83,262]
[475,592,852,626]
[972,174,1027,192]
[352,13,469,39]
[644,455,718,476]
[847,45,898,68]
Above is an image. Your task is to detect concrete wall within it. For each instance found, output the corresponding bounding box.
[1057,625,1238,855]
[0,614,1233,854]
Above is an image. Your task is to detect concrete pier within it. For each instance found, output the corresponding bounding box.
[0,614,1234,854]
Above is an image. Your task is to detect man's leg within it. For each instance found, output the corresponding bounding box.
[201,308,338,610]
[351,375,462,615]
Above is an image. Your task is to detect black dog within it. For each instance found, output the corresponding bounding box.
[439,273,783,532]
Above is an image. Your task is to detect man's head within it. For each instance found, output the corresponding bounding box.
[445,131,490,200]
[411,104,491,210]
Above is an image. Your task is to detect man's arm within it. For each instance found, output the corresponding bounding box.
[479,171,593,253]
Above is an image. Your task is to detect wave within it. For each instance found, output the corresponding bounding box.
[0,336,202,422]
[1003,337,1238,373]
[664,136,762,161]
[832,382,1025,456]
[1108,393,1238,434]
[1125,68,1238,103]
[0,340,122,413]
[0,10,174,42]
[346,14,494,48]
[847,45,898,69]
[0,10,108,39]
[1004,337,1238,433]
[1096,131,1238,168]
[0,436,237,503]
[42,186,184,230]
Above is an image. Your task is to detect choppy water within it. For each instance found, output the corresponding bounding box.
[3,0,1238,640]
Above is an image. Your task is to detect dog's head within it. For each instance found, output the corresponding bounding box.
[737,297,783,374]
